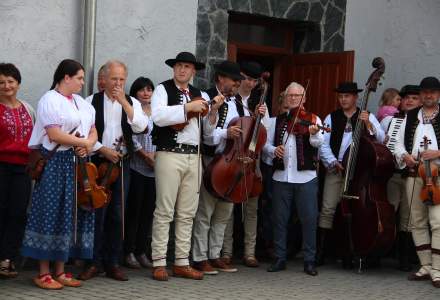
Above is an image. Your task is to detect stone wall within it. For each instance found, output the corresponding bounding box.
[195,0,347,89]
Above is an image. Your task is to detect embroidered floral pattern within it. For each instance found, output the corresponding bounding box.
[0,104,32,142]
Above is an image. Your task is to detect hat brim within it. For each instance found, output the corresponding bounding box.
[399,91,419,97]
[165,59,205,70]
[334,88,363,93]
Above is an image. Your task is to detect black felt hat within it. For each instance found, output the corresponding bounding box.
[165,52,205,70]
[334,82,363,93]
[214,60,245,81]
[240,61,263,79]
[419,76,440,91]
[399,85,420,98]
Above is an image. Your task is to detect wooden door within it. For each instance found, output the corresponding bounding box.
[276,51,354,119]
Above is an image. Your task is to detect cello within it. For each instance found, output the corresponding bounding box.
[204,79,268,203]
[334,57,396,270]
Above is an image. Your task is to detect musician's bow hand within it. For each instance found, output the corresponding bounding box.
[403,153,418,168]
[309,124,319,135]
[74,146,88,158]
[255,104,267,117]
[99,146,123,164]
[421,149,440,161]
[185,99,208,113]
[210,95,225,113]
[227,125,242,139]
[274,145,285,159]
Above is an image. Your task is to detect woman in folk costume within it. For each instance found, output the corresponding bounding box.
[21,59,97,289]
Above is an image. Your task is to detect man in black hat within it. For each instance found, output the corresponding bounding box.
[149,51,223,281]
[192,60,266,274]
[222,61,269,268]
[380,84,421,272]
[394,76,440,288]
[316,81,385,266]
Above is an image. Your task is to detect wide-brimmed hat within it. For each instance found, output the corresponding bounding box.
[334,82,363,93]
[419,76,440,91]
[214,61,245,81]
[165,52,205,70]
[399,85,420,98]
[240,61,263,79]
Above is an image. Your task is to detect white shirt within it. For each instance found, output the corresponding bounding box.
[261,117,276,165]
[263,115,324,183]
[85,92,148,152]
[29,90,95,151]
[203,89,270,154]
[394,109,440,168]
[319,111,385,168]
[151,83,211,146]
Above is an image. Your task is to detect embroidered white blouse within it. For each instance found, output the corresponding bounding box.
[28,90,96,151]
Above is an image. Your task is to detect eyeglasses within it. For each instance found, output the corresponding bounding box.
[286,94,304,98]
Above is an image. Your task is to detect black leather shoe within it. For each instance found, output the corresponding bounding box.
[304,262,318,276]
[267,259,286,272]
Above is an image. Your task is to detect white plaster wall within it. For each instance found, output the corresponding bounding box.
[345,0,440,112]
[0,0,198,107]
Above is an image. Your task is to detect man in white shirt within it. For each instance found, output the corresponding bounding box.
[317,82,385,266]
[221,61,268,268]
[78,60,148,282]
[192,60,244,275]
[149,52,222,281]
[263,82,323,275]
[393,76,440,288]
[381,84,421,272]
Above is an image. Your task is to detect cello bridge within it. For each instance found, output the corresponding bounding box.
[237,156,254,164]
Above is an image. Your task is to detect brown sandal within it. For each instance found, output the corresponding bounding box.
[33,273,64,290]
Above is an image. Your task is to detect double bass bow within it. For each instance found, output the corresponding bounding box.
[204,77,268,203]
[334,57,396,270]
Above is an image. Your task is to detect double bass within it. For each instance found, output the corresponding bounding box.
[204,79,268,203]
[334,57,396,269]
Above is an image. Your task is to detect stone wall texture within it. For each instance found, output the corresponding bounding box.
[195,0,347,89]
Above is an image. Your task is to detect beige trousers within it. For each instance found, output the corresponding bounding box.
[319,171,343,229]
[387,173,410,232]
[151,152,201,267]
[222,196,258,257]
[406,177,440,279]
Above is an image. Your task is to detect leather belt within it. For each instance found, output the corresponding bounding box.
[157,143,198,154]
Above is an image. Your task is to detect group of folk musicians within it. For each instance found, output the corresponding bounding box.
[0,50,439,290]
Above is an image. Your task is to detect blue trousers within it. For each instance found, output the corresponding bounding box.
[272,178,318,263]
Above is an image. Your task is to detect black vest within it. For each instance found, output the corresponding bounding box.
[404,106,440,153]
[202,87,245,157]
[273,112,318,171]
[329,108,360,159]
[91,91,134,155]
[151,79,202,148]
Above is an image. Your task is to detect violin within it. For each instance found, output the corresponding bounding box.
[287,107,331,134]
[171,96,211,131]
[418,136,440,205]
[75,133,108,210]
[98,137,124,196]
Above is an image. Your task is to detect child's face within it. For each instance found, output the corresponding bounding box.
[391,95,401,108]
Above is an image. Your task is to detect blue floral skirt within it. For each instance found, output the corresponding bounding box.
[21,149,94,261]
